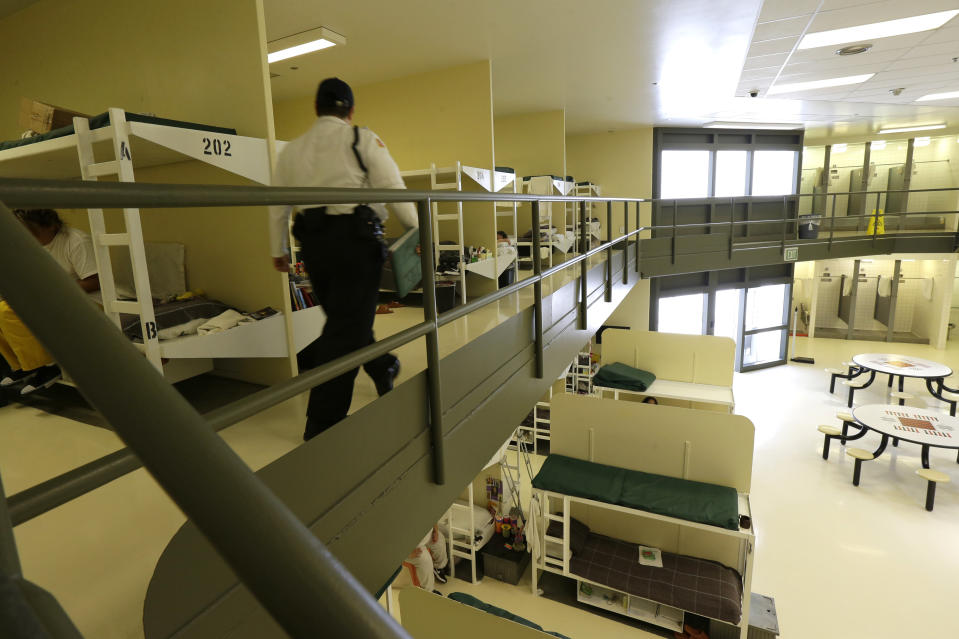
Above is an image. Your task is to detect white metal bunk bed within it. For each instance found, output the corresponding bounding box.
[571,181,603,251]
[400,163,519,303]
[439,438,515,584]
[529,395,757,638]
[0,107,287,381]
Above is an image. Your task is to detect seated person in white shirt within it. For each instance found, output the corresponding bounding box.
[0,209,99,394]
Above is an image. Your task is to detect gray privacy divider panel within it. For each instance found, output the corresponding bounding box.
[143,250,636,638]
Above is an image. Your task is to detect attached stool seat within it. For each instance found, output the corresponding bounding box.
[818,425,842,460]
[890,390,913,405]
[836,411,857,441]
[846,448,874,486]
[916,468,950,512]
[842,378,870,408]
[826,367,852,394]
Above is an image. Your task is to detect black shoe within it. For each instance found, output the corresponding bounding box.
[374,359,400,397]
[433,568,447,584]
[1,368,34,388]
[20,365,61,395]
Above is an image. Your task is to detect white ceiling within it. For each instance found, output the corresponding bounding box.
[735,0,959,138]
[266,0,959,138]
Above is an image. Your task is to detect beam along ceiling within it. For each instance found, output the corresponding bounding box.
[262,0,959,138]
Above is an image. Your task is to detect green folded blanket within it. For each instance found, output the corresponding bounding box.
[448,592,572,639]
[594,362,656,391]
[532,454,740,531]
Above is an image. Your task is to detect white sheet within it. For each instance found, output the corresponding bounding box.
[438,502,495,548]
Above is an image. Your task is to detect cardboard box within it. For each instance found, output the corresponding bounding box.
[19,98,89,134]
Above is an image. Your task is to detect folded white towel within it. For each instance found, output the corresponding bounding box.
[842,276,851,297]
[877,276,891,297]
[921,278,934,301]
[197,309,256,335]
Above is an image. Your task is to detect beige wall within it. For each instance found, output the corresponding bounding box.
[0,0,273,140]
[0,0,288,384]
[567,128,654,328]
[494,110,566,236]
[274,61,498,297]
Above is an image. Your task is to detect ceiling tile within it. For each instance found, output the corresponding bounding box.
[748,36,800,57]
[868,67,959,84]
[744,52,790,69]
[918,22,959,44]
[788,32,929,62]
[819,0,886,10]
[905,40,959,59]
[754,16,811,40]
[758,0,820,23]
[780,51,906,75]
[740,66,783,81]
[808,1,959,33]
[884,55,959,72]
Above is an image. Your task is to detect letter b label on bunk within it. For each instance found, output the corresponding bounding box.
[145,321,158,340]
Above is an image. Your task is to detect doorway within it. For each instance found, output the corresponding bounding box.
[652,267,793,372]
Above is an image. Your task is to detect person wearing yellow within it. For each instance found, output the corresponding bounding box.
[0,209,99,394]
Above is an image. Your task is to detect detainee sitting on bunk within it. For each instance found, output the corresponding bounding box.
[0,209,99,394]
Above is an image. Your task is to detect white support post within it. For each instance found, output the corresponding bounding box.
[106,108,161,371]
[74,117,121,331]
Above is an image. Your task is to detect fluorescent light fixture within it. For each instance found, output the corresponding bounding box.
[914,136,931,146]
[703,121,804,130]
[916,90,959,102]
[798,10,959,50]
[268,27,345,64]
[767,74,873,95]
[832,143,848,153]
[878,124,947,134]
[870,140,886,150]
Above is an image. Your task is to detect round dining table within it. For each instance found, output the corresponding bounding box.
[850,403,959,467]
[847,353,955,415]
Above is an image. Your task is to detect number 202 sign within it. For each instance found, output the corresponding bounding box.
[202,137,232,157]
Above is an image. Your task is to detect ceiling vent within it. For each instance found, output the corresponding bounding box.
[836,44,872,56]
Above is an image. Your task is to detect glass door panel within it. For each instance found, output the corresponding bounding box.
[741,283,790,370]
[714,288,743,342]
[657,293,705,335]
[742,330,784,367]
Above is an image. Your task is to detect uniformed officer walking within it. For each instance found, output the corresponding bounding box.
[269,77,418,441]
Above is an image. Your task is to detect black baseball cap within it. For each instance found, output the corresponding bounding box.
[315,77,354,109]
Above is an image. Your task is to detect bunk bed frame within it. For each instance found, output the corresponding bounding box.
[530,395,756,638]
[0,107,282,380]
[400,163,519,304]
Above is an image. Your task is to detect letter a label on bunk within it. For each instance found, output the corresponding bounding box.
[120,141,132,161]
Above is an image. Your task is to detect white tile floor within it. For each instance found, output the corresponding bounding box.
[3,304,959,637]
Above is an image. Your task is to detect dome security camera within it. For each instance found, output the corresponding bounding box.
[748,89,760,98]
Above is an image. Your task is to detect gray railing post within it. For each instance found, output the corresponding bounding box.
[605,201,613,302]
[622,201,629,284]
[671,200,678,265]
[728,197,734,259]
[829,193,836,252]
[416,198,445,485]
[531,201,544,379]
[873,191,882,245]
[579,201,589,329]
[635,201,641,273]
[0,202,412,639]
[0,473,21,580]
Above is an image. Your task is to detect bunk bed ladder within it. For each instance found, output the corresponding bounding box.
[74,108,162,372]
[445,481,480,584]
[429,163,467,305]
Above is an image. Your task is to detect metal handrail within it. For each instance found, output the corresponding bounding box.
[0,179,649,638]
[1,176,957,637]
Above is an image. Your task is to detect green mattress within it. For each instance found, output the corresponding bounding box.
[1,111,236,152]
[448,593,572,639]
[593,362,656,391]
[532,454,740,531]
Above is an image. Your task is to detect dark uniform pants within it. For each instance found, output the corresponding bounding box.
[293,206,398,439]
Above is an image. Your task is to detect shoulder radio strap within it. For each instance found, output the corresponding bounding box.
[352,126,369,175]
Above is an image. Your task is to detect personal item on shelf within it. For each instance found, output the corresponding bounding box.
[594,362,656,391]
[197,309,256,335]
[380,228,422,298]
[19,98,89,134]
[638,545,663,567]
[247,307,278,320]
